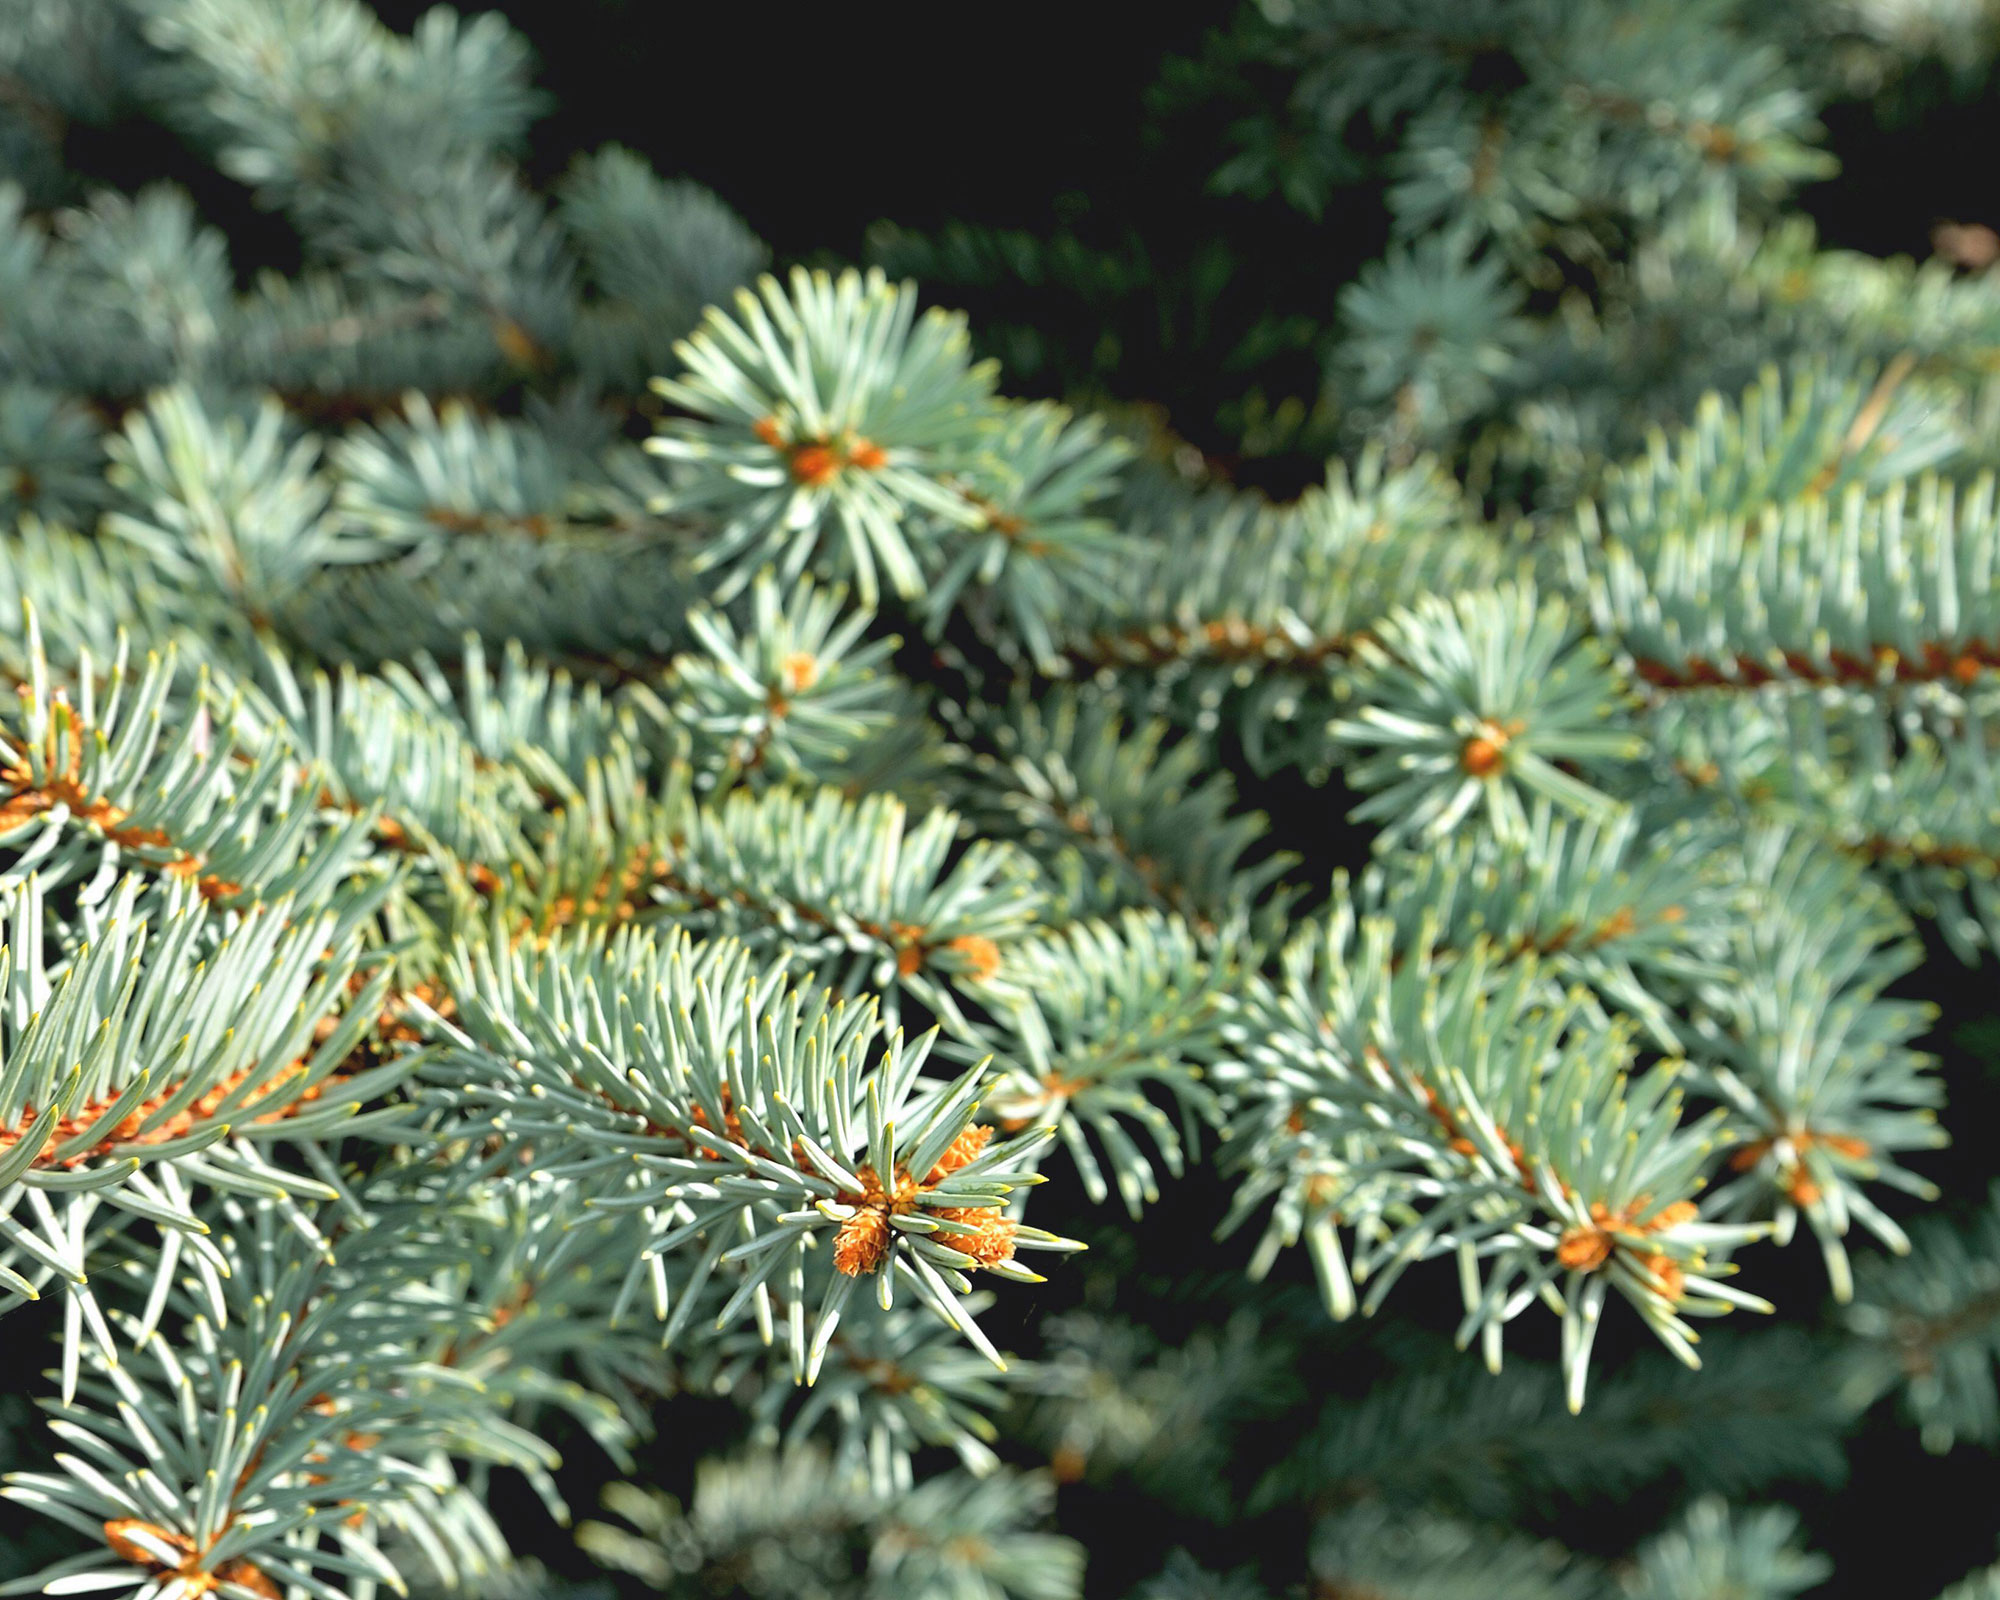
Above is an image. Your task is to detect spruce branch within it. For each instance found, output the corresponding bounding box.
[1353,802,1737,1052]
[1053,448,1509,772]
[647,267,1000,607]
[631,570,903,795]
[1307,1503,1601,1600]
[1132,1552,1269,1600]
[676,1290,1024,1491]
[1695,694,2000,962]
[329,394,593,553]
[1258,1328,1850,1522]
[650,786,1044,1027]
[950,688,1291,931]
[1215,906,1765,1408]
[1936,1565,2000,1600]
[960,910,1237,1216]
[1621,1497,1831,1600]
[374,633,637,799]
[103,388,390,617]
[1587,363,1959,543]
[578,1447,1082,1600]
[1842,1183,2000,1452]
[556,146,768,390]
[0,616,384,915]
[1009,1309,1298,1518]
[4,4,2000,1587]
[432,925,1080,1373]
[918,401,1136,671]
[0,1203,511,1600]
[1335,233,1529,445]
[1687,826,1946,1300]
[0,867,409,1329]
[1328,583,1646,848]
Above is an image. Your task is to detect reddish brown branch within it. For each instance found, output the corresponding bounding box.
[1633,638,1997,692]
[1065,619,1362,672]
[1845,832,2000,874]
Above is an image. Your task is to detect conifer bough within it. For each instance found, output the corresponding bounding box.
[0,2,1999,1598]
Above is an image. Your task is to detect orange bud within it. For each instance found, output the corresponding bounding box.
[1640,1253,1686,1301]
[492,316,543,370]
[790,445,840,486]
[781,652,820,693]
[959,1214,1018,1266]
[944,933,1002,982]
[1593,906,1638,941]
[1556,1225,1612,1272]
[834,1208,892,1275]
[1728,1138,1773,1172]
[104,1520,191,1568]
[1461,736,1505,777]
[848,439,887,470]
[930,1203,1018,1266]
[925,1124,993,1183]
[217,1562,282,1600]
